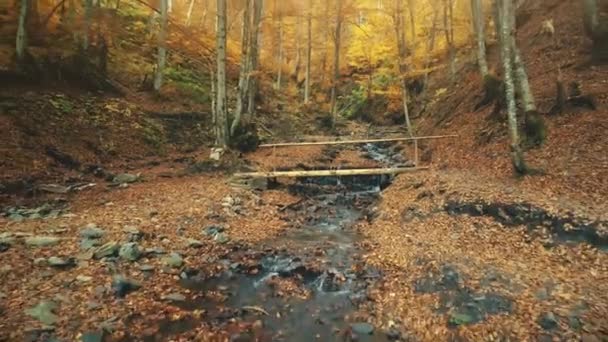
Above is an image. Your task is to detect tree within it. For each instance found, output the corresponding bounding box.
[330,0,343,123]
[247,0,263,116]
[185,0,195,26]
[497,0,527,174]
[153,0,168,92]
[83,0,93,50]
[443,0,456,83]
[304,0,313,104]
[393,0,414,136]
[470,0,488,77]
[583,0,608,59]
[16,0,28,62]
[232,0,252,135]
[274,1,284,90]
[215,0,229,146]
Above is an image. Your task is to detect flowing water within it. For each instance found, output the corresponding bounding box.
[148,144,403,341]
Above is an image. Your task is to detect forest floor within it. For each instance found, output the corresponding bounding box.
[1,125,607,341]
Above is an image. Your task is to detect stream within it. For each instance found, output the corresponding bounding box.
[146,143,403,341]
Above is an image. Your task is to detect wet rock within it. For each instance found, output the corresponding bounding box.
[81,330,106,342]
[0,242,10,252]
[386,328,401,340]
[93,242,119,259]
[25,300,59,325]
[351,322,374,335]
[162,293,186,302]
[25,236,61,247]
[80,225,106,239]
[111,275,141,298]
[47,256,75,268]
[112,173,139,184]
[162,253,184,268]
[118,243,142,262]
[538,312,559,330]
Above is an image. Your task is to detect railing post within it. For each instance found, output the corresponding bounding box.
[414,139,419,166]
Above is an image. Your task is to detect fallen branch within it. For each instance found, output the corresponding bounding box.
[241,305,269,316]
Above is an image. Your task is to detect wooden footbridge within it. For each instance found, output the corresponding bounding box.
[232,134,457,180]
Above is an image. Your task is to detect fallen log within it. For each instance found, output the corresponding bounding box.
[259,135,457,148]
[233,167,429,179]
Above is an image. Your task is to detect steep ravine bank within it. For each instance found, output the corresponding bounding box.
[359,169,608,341]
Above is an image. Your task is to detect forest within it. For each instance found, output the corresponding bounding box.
[0,0,607,341]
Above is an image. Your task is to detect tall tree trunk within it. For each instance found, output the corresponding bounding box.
[16,0,28,61]
[215,0,229,146]
[275,5,283,90]
[330,0,342,124]
[443,0,456,83]
[154,0,168,92]
[407,0,416,45]
[83,0,93,50]
[304,0,312,104]
[185,0,195,26]
[232,0,252,135]
[498,0,527,174]
[421,8,438,103]
[470,0,489,77]
[293,15,301,83]
[247,0,263,116]
[395,0,413,136]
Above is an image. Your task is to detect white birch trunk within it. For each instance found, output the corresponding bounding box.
[395,0,413,136]
[232,0,252,135]
[330,0,343,123]
[499,0,527,173]
[275,10,283,90]
[186,0,195,26]
[154,0,168,92]
[215,0,229,146]
[247,0,263,116]
[471,0,489,77]
[304,0,312,104]
[16,0,28,61]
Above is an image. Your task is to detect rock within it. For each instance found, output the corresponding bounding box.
[93,242,119,259]
[449,313,474,326]
[25,300,59,325]
[0,242,10,252]
[162,253,183,268]
[112,173,139,184]
[123,226,143,242]
[8,213,25,221]
[111,275,141,298]
[582,334,601,342]
[118,243,142,262]
[25,236,61,247]
[203,225,224,237]
[214,233,230,244]
[386,328,401,340]
[86,301,101,311]
[186,238,203,248]
[48,256,74,268]
[162,293,186,302]
[76,275,93,283]
[138,264,155,272]
[209,147,224,161]
[81,330,106,342]
[80,238,102,250]
[80,225,106,239]
[351,322,374,335]
[538,312,559,330]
